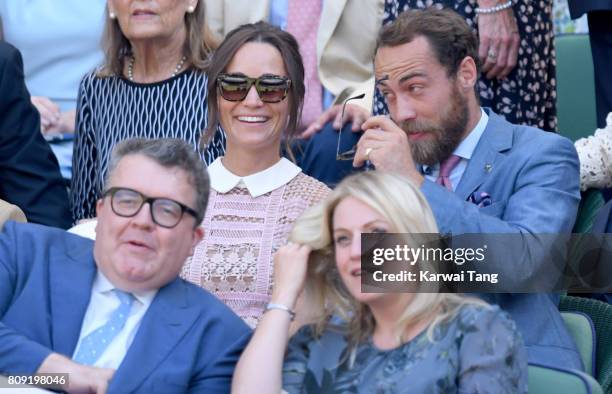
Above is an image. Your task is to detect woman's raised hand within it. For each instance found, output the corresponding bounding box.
[271,243,312,309]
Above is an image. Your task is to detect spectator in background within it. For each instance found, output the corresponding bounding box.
[0,42,71,229]
[205,0,383,186]
[0,0,107,180]
[568,1,612,130]
[181,22,329,327]
[0,138,250,393]
[232,172,527,393]
[355,8,581,369]
[378,1,558,132]
[71,0,226,223]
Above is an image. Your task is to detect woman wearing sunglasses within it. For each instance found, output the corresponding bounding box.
[180,22,330,327]
[232,171,527,393]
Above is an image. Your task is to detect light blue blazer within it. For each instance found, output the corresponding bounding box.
[421,109,583,370]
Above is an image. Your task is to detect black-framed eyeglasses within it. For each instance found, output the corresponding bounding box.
[336,93,366,161]
[102,187,199,229]
[217,73,291,103]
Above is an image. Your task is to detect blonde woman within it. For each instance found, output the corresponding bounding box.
[232,172,527,393]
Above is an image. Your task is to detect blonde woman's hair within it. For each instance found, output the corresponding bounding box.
[97,2,217,77]
[289,171,488,353]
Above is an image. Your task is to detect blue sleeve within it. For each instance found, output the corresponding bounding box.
[189,329,252,394]
[282,326,314,394]
[457,306,528,394]
[0,222,53,374]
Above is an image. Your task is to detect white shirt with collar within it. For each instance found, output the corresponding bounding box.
[208,157,302,197]
[422,108,489,191]
[72,271,157,369]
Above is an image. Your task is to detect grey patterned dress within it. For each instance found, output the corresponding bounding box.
[282,304,527,393]
[376,0,557,132]
[71,69,225,221]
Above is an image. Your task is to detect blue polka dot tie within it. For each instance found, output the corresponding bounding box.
[73,289,135,365]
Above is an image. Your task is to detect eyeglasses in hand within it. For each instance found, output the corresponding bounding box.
[335,93,374,171]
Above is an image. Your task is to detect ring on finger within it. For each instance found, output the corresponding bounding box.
[365,147,373,161]
[487,49,497,59]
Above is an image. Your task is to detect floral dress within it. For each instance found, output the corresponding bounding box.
[375,0,557,132]
[282,304,527,393]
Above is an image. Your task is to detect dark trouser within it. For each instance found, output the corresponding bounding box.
[588,11,612,128]
[291,121,363,188]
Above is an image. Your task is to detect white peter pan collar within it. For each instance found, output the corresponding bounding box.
[208,157,302,197]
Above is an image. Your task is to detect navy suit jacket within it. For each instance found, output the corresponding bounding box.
[421,110,583,370]
[0,42,71,229]
[568,0,612,18]
[0,222,251,393]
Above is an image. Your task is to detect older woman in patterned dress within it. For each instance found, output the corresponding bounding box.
[181,22,329,327]
[71,0,225,222]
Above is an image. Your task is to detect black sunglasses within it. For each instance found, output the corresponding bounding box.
[102,187,200,229]
[217,73,291,103]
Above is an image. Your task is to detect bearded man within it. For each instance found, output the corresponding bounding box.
[355,8,582,371]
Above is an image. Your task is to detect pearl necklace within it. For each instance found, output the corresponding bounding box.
[127,55,187,82]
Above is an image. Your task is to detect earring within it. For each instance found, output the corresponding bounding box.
[187,5,195,13]
[109,11,116,19]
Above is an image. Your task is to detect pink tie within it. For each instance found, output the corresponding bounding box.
[436,155,462,191]
[286,0,323,129]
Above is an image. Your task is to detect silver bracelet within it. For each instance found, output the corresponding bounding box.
[265,303,296,320]
[475,0,513,14]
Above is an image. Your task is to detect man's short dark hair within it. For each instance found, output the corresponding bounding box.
[375,7,481,77]
[105,138,210,225]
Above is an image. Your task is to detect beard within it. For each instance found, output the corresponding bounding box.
[399,85,469,166]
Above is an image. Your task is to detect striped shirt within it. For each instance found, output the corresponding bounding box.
[71,69,225,222]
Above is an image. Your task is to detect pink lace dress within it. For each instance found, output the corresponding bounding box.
[181,158,330,327]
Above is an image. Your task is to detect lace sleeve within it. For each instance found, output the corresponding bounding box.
[575,112,612,191]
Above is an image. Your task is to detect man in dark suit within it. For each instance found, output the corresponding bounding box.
[0,42,71,228]
[354,8,582,370]
[568,0,612,129]
[0,138,251,393]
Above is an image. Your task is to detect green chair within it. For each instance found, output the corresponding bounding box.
[572,189,605,234]
[562,311,596,375]
[555,34,598,141]
[528,364,603,394]
[566,189,605,292]
[559,296,612,392]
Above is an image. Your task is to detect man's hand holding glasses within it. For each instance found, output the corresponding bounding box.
[356,115,424,185]
[334,93,375,171]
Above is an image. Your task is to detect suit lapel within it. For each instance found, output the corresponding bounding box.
[110,279,200,392]
[455,111,514,200]
[49,238,96,357]
[317,0,348,61]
